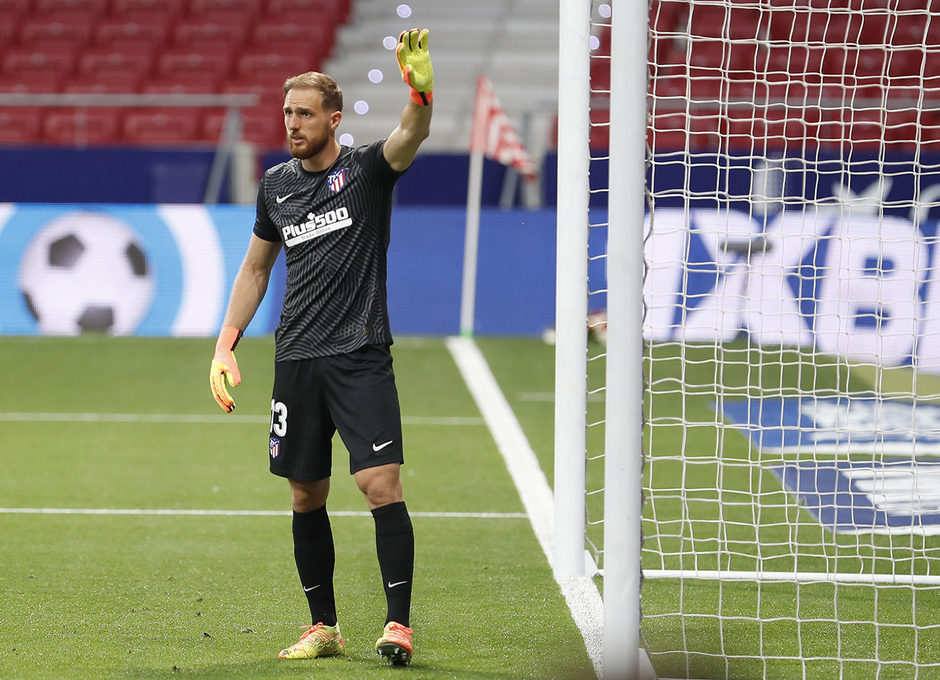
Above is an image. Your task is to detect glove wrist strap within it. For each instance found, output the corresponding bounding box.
[409,88,432,106]
[216,325,243,352]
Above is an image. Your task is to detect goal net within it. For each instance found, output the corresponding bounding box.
[557,0,940,678]
[642,0,940,678]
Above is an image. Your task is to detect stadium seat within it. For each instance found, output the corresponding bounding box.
[122,107,202,145]
[856,11,890,45]
[887,48,926,81]
[142,72,225,94]
[156,45,235,79]
[172,16,251,45]
[892,13,929,46]
[110,0,185,13]
[0,0,30,12]
[236,49,316,83]
[0,71,66,92]
[18,14,96,47]
[250,20,335,62]
[79,44,155,78]
[650,0,682,34]
[93,14,173,47]
[0,108,42,142]
[201,106,284,147]
[65,70,145,92]
[222,75,284,108]
[649,110,692,151]
[3,46,79,81]
[188,0,262,15]
[0,12,20,45]
[43,107,123,145]
[265,0,348,23]
[33,0,107,14]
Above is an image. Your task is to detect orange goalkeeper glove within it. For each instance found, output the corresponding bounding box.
[397,28,433,105]
[210,326,242,413]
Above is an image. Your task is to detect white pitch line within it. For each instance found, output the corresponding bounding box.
[445,336,604,679]
[0,508,526,519]
[0,413,483,426]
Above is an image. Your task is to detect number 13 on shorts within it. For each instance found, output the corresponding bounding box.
[271,399,288,437]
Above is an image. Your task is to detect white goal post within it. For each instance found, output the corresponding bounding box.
[556,0,940,678]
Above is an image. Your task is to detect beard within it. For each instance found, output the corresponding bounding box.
[287,130,330,160]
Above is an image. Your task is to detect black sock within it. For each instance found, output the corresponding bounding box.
[292,506,338,627]
[372,501,414,627]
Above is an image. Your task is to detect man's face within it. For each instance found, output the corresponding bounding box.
[283,88,338,161]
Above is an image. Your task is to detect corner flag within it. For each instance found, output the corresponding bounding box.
[461,75,540,337]
[469,74,538,178]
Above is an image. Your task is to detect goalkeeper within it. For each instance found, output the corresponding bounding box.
[209,28,433,667]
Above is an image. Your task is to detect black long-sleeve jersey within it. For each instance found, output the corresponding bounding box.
[253,140,404,361]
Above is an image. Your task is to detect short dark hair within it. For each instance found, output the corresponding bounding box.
[283,72,343,113]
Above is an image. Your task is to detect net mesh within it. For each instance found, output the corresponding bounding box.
[628,1,940,677]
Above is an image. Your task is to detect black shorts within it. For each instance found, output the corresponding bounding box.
[267,344,404,481]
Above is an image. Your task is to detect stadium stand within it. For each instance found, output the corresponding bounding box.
[0,0,350,147]
[644,0,940,153]
[8,0,935,155]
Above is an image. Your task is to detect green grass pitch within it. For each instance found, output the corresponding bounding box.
[0,336,593,680]
[4,334,940,679]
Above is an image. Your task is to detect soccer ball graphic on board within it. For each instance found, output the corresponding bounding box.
[18,211,155,335]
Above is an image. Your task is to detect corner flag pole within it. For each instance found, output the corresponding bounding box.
[461,147,485,338]
[460,75,539,338]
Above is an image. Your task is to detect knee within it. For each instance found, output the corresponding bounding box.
[356,465,404,510]
[290,478,330,513]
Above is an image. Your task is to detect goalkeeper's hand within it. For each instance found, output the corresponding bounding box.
[210,326,243,413]
[397,28,433,106]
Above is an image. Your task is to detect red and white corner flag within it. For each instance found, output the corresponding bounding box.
[469,74,538,179]
[461,74,539,337]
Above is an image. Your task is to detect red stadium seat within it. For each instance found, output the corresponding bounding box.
[79,44,155,77]
[65,70,145,93]
[892,13,929,47]
[93,14,173,47]
[264,0,348,23]
[650,0,683,34]
[43,107,123,145]
[250,20,335,61]
[0,71,66,92]
[202,106,285,148]
[110,0,185,14]
[0,12,21,44]
[172,16,251,45]
[3,46,79,80]
[648,110,691,151]
[18,14,96,46]
[188,0,262,14]
[34,0,107,14]
[156,45,235,79]
[0,0,30,13]
[0,108,42,143]
[142,72,225,94]
[122,107,202,145]
[236,49,315,83]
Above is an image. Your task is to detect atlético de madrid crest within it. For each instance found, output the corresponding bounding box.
[328,168,347,193]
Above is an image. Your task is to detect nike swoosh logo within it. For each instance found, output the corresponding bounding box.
[372,440,393,452]
[303,584,321,592]
[276,193,294,203]
[387,580,408,589]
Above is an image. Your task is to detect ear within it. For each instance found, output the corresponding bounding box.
[330,110,343,132]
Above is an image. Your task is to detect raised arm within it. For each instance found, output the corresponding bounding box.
[384,28,433,172]
[209,234,282,412]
